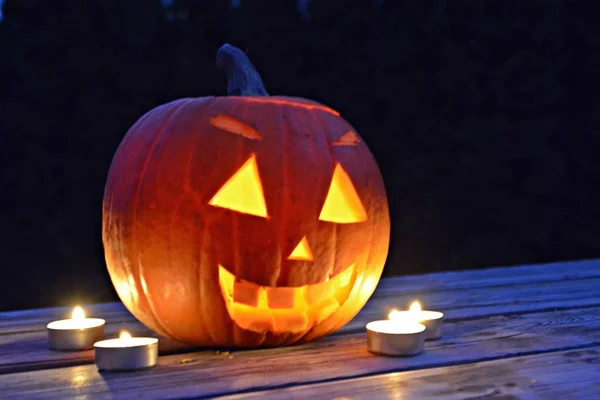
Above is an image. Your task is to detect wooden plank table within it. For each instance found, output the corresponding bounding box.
[1,258,599,399]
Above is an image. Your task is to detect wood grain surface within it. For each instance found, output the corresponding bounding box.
[0,259,598,399]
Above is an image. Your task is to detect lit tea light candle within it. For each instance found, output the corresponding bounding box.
[390,301,444,340]
[47,306,105,351]
[94,330,158,372]
[366,310,426,356]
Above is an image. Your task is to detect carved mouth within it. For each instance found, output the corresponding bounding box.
[218,264,356,333]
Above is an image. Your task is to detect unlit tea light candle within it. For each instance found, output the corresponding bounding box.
[94,330,158,372]
[391,301,444,340]
[366,310,426,356]
[47,306,105,351]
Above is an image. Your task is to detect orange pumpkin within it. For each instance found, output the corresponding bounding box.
[102,44,390,347]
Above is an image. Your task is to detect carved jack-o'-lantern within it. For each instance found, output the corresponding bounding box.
[102,44,390,347]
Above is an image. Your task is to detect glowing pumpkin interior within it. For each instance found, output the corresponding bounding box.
[288,236,313,261]
[208,154,268,218]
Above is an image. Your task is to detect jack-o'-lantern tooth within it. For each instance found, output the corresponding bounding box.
[293,286,307,310]
[266,287,296,309]
[233,280,262,307]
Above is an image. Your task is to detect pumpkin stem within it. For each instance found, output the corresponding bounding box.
[216,44,269,97]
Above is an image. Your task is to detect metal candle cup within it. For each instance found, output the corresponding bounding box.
[94,331,158,372]
[47,306,105,351]
[391,301,444,340]
[366,319,426,356]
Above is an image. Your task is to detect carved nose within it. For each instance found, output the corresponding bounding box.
[287,236,314,261]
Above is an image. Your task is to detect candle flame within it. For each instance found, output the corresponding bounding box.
[388,309,404,321]
[72,306,85,320]
[119,330,132,340]
[409,301,422,313]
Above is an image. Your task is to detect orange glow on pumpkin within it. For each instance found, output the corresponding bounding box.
[319,163,368,223]
[208,154,268,218]
[102,44,391,348]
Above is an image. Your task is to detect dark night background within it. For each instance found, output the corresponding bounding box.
[1,0,599,312]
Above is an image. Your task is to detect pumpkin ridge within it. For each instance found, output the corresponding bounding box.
[309,107,337,285]
[230,105,246,293]
[302,111,353,342]
[273,106,290,288]
[104,103,166,308]
[331,155,379,338]
[182,114,230,345]
[312,110,339,273]
[131,100,190,340]
[105,105,172,334]
[199,220,224,346]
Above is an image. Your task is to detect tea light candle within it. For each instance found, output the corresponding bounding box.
[390,301,444,340]
[94,330,158,372]
[366,310,426,356]
[47,306,105,351]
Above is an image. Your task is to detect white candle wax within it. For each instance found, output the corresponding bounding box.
[365,320,425,335]
[366,314,426,356]
[47,306,105,351]
[95,336,158,348]
[94,331,159,372]
[47,318,105,330]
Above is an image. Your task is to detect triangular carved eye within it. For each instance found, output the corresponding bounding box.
[288,236,314,261]
[319,164,367,223]
[208,154,268,218]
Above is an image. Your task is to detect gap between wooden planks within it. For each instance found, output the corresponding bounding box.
[222,346,600,400]
[1,257,599,334]
[0,260,599,374]
[1,306,599,399]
